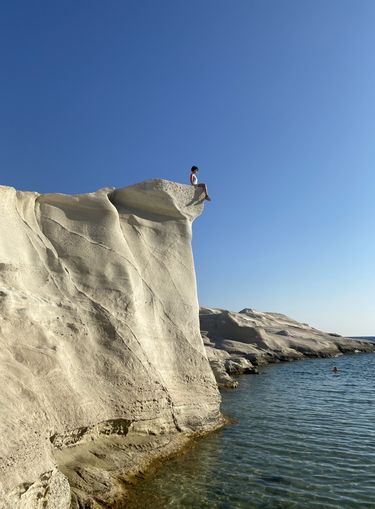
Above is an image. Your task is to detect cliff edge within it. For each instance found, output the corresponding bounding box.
[0,180,222,508]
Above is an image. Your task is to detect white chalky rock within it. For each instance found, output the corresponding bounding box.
[0,180,221,507]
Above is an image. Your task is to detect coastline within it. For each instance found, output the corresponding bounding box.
[120,351,375,509]
[201,307,375,388]
[94,343,375,508]
[57,418,226,508]
[1,181,374,508]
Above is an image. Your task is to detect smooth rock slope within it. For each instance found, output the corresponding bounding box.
[202,307,375,387]
[0,180,221,508]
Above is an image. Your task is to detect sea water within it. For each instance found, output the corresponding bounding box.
[125,349,375,509]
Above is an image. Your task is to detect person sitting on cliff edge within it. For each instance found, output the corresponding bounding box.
[190,166,211,201]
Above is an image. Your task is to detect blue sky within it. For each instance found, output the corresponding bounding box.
[1,1,375,335]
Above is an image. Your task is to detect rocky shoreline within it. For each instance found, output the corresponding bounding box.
[202,307,375,388]
[1,180,373,508]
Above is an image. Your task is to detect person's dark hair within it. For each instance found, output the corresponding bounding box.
[191,165,199,172]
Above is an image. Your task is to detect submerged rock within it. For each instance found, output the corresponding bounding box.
[0,180,222,508]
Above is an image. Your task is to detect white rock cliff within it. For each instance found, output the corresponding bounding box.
[0,180,222,508]
[201,307,375,387]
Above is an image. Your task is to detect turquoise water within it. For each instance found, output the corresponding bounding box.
[126,352,375,509]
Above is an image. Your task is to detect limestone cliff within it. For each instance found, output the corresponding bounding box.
[201,307,375,387]
[0,180,222,508]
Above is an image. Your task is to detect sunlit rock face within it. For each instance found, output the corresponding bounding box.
[201,307,375,387]
[0,180,221,508]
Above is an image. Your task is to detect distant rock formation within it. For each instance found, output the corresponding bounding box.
[201,307,375,388]
[0,180,222,508]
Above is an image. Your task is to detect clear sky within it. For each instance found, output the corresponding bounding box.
[1,0,375,335]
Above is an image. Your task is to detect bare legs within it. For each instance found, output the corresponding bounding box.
[197,183,211,201]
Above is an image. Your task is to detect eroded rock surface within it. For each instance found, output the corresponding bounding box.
[0,180,222,508]
[201,307,375,387]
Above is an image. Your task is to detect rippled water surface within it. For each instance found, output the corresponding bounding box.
[126,352,375,508]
